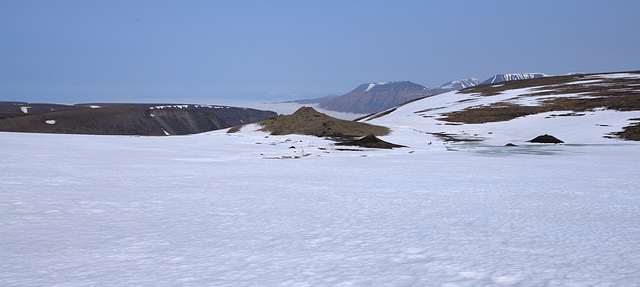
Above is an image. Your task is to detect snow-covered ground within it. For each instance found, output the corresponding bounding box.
[2,129,640,286]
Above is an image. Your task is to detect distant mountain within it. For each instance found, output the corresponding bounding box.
[291,81,447,114]
[290,94,339,105]
[0,102,277,135]
[437,78,481,90]
[288,74,553,115]
[481,73,548,84]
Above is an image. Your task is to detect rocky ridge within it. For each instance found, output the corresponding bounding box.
[290,74,550,115]
[0,102,277,135]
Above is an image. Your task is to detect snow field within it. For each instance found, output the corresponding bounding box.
[1,131,640,286]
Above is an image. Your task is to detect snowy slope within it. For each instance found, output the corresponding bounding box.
[1,130,640,286]
[362,72,640,148]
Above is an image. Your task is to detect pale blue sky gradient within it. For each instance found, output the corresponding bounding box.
[1,0,639,103]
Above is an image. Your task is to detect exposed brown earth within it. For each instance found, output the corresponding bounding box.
[433,71,640,141]
[442,71,640,124]
[612,118,640,141]
[442,94,640,124]
[0,107,228,135]
[230,106,390,137]
[439,103,548,124]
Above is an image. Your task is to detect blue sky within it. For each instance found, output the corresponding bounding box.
[1,0,639,104]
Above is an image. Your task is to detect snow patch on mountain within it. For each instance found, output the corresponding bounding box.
[364,82,389,92]
[482,73,548,84]
[595,72,640,79]
[437,78,481,90]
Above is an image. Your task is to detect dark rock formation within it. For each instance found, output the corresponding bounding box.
[335,134,406,149]
[527,134,564,143]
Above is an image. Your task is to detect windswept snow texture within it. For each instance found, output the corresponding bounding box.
[2,130,640,286]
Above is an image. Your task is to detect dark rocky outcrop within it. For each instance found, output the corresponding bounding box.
[335,134,406,149]
[527,134,564,143]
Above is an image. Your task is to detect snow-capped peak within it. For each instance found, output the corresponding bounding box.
[437,78,481,90]
[481,73,548,84]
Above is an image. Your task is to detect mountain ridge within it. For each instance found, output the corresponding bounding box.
[289,74,554,115]
[0,102,277,135]
[290,81,447,114]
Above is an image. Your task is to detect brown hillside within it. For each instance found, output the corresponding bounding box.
[0,102,278,136]
[230,107,390,137]
[0,107,229,135]
[442,71,640,124]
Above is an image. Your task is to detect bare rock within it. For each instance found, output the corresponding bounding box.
[527,134,564,143]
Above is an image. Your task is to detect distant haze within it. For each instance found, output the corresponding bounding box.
[1,1,639,103]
